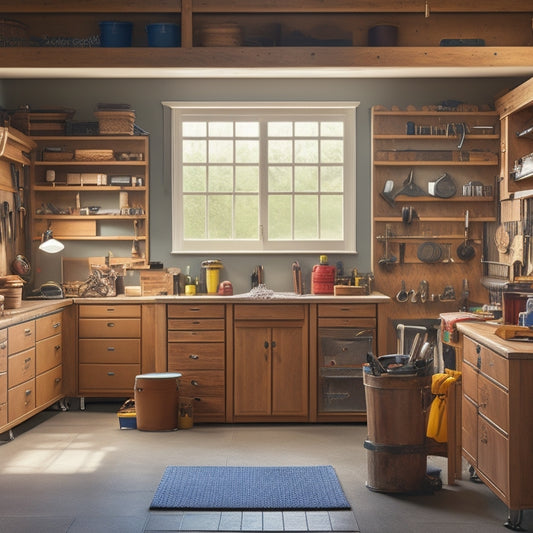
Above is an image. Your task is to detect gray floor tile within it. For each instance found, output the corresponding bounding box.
[181,512,221,531]
[262,512,284,531]
[283,511,308,531]
[306,511,332,531]
[145,512,184,530]
[0,516,73,533]
[241,512,263,531]
[329,511,359,532]
[218,511,242,531]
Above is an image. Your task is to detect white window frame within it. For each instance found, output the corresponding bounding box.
[163,101,358,254]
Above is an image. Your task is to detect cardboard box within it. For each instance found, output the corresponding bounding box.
[140,270,174,296]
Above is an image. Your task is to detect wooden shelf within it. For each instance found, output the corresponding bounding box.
[33,186,147,192]
[0,46,531,71]
[393,195,494,202]
[33,214,147,220]
[31,235,147,241]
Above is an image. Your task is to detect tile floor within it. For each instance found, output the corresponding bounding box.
[0,400,531,533]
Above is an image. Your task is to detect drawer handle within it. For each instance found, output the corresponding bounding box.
[193,397,202,402]
[25,357,32,364]
[24,328,32,336]
[25,389,32,396]
[189,307,201,312]
[55,344,61,351]
[189,354,199,360]
[54,377,62,384]
[107,346,115,351]
[0,342,6,350]
[107,371,115,376]
[106,308,116,312]
[476,344,481,354]
[107,322,115,328]
[53,322,61,329]
[192,321,200,325]
[191,380,199,387]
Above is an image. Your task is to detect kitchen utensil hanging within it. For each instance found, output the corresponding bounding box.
[417,241,442,263]
[456,210,475,261]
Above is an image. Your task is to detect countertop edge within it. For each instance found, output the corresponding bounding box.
[0,299,73,327]
[456,321,533,358]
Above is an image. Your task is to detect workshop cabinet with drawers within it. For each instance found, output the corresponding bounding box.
[167,304,226,423]
[458,322,533,530]
[0,329,6,427]
[78,304,141,400]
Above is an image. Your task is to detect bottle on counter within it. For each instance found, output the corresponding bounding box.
[311,255,336,295]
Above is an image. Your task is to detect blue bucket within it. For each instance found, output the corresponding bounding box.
[146,23,181,47]
[100,21,133,47]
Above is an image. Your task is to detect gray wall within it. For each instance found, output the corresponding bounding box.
[3,76,526,294]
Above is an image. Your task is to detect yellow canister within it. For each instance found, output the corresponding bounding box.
[201,259,223,294]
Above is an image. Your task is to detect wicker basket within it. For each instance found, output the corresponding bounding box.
[74,149,115,161]
[43,151,74,161]
[94,110,136,135]
[0,19,29,47]
[199,23,242,47]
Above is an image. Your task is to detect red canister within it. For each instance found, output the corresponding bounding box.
[311,255,336,295]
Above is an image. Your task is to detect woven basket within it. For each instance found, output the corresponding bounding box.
[94,110,135,135]
[43,151,74,161]
[74,149,115,161]
[0,19,29,46]
[199,23,242,47]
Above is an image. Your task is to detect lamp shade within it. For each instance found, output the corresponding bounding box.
[39,229,64,254]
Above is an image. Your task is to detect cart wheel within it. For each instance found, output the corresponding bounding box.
[468,465,482,483]
[504,510,524,531]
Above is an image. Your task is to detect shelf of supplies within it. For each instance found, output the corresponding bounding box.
[374,134,500,140]
[374,216,497,222]
[34,214,147,220]
[31,235,146,241]
[374,160,498,166]
[33,185,146,191]
[392,195,494,202]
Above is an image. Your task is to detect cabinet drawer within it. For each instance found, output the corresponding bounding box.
[478,417,509,496]
[8,321,35,355]
[8,348,35,388]
[190,395,225,420]
[0,401,6,428]
[168,318,225,331]
[173,370,225,398]
[36,334,62,374]
[168,330,225,343]
[463,336,508,388]
[318,317,376,329]
[234,304,305,321]
[462,360,478,403]
[79,339,140,364]
[478,373,509,434]
[318,304,376,318]
[79,318,141,338]
[462,394,478,467]
[168,342,225,370]
[36,313,63,341]
[168,304,225,319]
[0,372,6,404]
[0,330,6,373]
[36,365,63,406]
[79,304,141,318]
[79,364,139,392]
[8,379,35,421]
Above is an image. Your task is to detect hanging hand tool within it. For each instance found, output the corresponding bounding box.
[4,202,11,241]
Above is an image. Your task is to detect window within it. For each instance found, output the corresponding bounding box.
[163,102,358,253]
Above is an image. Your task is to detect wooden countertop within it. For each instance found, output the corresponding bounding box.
[72,291,391,304]
[457,321,533,359]
[0,299,73,328]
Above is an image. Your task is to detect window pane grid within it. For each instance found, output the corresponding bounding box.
[168,103,357,252]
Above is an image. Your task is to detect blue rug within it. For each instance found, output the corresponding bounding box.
[150,465,351,510]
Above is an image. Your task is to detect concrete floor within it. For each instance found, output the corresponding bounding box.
[0,400,530,533]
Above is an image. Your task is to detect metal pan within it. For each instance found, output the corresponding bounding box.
[417,241,442,263]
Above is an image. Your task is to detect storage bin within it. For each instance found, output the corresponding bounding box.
[99,21,132,47]
[94,111,136,135]
[146,23,180,47]
[134,372,182,431]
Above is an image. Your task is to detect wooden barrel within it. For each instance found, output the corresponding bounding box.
[363,370,431,493]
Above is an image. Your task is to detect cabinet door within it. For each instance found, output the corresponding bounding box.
[272,326,308,417]
[462,394,478,466]
[234,326,271,417]
[478,418,509,497]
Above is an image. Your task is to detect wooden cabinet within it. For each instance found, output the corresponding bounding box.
[30,135,150,267]
[315,303,376,422]
[0,329,6,427]
[233,304,308,422]
[372,106,498,353]
[459,322,533,530]
[167,303,226,423]
[78,304,141,398]
[3,309,64,431]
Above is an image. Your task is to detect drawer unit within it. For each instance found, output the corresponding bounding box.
[8,379,35,421]
[36,336,62,375]
[79,318,141,338]
[78,304,142,398]
[0,328,6,427]
[167,304,226,423]
[36,313,63,341]
[8,320,35,355]
[78,364,140,393]
[8,348,35,389]
[79,339,140,364]
[36,365,63,406]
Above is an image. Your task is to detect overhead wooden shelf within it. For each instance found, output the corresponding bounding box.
[0,46,531,71]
